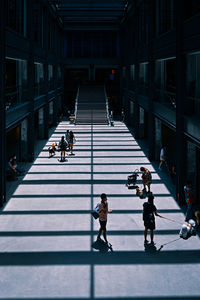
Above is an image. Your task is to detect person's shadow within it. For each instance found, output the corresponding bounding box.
[92,240,110,253]
[144,242,161,254]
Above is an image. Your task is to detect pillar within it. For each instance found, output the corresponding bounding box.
[155,117,162,160]
[134,9,140,139]
[21,118,28,161]
[176,0,186,204]
[38,108,45,139]
[27,0,35,162]
[147,1,156,161]
[53,65,58,126]
[134,63,140,139]
[43,7,49,139]
[0,0,6,206]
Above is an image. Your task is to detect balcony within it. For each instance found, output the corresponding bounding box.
[5,85,28,111]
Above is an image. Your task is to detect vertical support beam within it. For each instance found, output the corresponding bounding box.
[53,64,58,126]
[176,0,186,204]
[21,118,28,161]
[134,9,140,139]
[148,1,155,161]
[44,62,49,139]
[43,7,49,139]
[134,64,140,139]
[0,0,6,206]
[27,0,35,162]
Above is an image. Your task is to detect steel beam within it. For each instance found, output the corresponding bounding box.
[0,0,6,206]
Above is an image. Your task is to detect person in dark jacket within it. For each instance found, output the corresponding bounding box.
[59,136,67,162]
[143,195,162,244]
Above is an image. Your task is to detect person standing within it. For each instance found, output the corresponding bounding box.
[65,130,69,142]
[140,167,152,193]
[159,146,167,171]
[59,136,67,162]
[68,130,75,155]
[121,109,125,122]
[143,195,162,244]
[184,180,195,221]
[97,193,112,245]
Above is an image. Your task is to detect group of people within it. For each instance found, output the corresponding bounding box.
[96,166,200,248]
[48,130,75,162]
[7,154,24,181]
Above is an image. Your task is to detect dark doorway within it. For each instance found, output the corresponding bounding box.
[6,126,21,161]
[162,124,176,169]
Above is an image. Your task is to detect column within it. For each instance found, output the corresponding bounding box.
[43,8,49,139]
[176,0,186,204]
[134,10,140,139]
[0,0,6,206]
[155,118,162,160]
[53,64,58,126]
[147,1,156,161]
[27,0,35,162]
[21,118,28,161]
[38,108,45,139]
[134,63,140,139]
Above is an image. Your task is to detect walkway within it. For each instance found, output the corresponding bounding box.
[1,121,200,299]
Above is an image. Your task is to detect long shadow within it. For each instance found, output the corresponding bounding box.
[1,209,181,215]
[19,179,162,185]
[32,163,153,166]
[11,193,171,198]
[0,249,199,266]
[1,297,199,300]
[0,229,180,237]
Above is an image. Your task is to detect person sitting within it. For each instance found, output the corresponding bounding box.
[48,142,57,158]
[11,154,24,175]
[7,156,18,181]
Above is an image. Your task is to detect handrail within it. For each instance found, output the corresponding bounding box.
[74,86,80,124]
[104,85,110,124]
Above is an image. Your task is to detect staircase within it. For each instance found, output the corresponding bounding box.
[75,86,109,124]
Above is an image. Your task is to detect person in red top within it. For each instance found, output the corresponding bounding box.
[97,193,112,245]
[140,167,152,193]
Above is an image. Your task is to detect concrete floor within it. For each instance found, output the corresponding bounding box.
[2,121,200,299]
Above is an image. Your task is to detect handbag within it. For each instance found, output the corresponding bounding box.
[91,203,100,219]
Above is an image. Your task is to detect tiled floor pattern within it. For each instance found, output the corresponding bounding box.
[1,121,200,299]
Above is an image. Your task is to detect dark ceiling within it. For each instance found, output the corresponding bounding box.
[49,0,133,30]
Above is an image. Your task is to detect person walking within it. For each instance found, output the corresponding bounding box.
[140,167,152,194]
[143,194,162,244]
[65,130,69,142]
[97,193,112,245]
[159,146,167,171]
[59,136,67,162]
[184,180,195,221]
[68,130,75,155]
[121,109,125,122]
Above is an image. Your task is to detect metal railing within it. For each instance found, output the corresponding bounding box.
[5,85,28,111]
[155,88,176,110]
[74,86,80,124]
[104,85,110,124]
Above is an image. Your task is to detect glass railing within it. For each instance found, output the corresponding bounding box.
[5,85,28,111]
[154,87,176,110]
[184,95,200,116]
[138,83,148,96]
